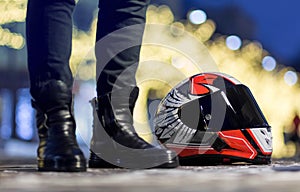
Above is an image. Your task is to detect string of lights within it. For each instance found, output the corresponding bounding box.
[0,0,26,49]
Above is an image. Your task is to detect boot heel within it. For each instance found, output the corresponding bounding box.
[88,151,118,168]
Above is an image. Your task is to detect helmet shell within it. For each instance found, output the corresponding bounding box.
[154,72,272,165]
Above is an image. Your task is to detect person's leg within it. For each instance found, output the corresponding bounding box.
[26,0,86,172]
[90,0,179,168]
[27,0,75,94]
[95,0,150,96]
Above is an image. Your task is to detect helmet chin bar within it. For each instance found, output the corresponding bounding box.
[164,128,272,165]
[154,72,272,165]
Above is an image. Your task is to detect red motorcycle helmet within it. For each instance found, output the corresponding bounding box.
[154,72,272,165]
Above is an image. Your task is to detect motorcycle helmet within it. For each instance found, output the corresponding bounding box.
[154,72,272,165]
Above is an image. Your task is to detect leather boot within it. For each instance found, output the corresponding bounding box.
[89,87,179,169]
[89,98,119,168]
[32,80,86,172]
[31,101,47,163]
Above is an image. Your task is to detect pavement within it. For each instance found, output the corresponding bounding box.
[1,140,300,192]
[1,157,300,192]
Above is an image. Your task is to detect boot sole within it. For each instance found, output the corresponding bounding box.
[38,159,87,172]
[89,158,179,169]
[89,152,179,169]
[88,159,119,168]
[154,157,179,168]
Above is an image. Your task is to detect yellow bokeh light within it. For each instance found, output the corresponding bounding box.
[0,26,25,50]
[0,0,27,25]
[146,5,174,25]
[0,0,27,50]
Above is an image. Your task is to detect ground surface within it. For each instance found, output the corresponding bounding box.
[1,157,300,192]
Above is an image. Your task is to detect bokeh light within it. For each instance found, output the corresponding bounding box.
[226,35,242,50]
[0,0,27,50]
[0,89,13,139]
[0,0,27,25]
[284,71,298,86]
[262,56,277,71]
[188,10,207,25]
[170,22,185,37]
[15,88,34,141]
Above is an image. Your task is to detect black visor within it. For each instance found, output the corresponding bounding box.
[179,84,269,131]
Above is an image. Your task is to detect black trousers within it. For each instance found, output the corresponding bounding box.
[26,0,150,100]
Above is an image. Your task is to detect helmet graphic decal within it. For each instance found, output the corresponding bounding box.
[190,74,218,95]
[155,88,192,140]
[247,128,272,155]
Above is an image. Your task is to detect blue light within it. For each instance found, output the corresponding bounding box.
[226,35,242,50]
[15,88,35,141]
[189,10,207,25]
[284,71,298,86]
[0,89,13,139]
[262,56,276,71]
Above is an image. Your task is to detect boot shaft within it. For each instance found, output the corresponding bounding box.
[96,86,139,137]
[31,80,73,113]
